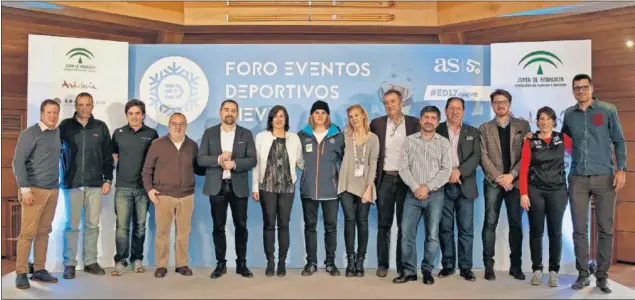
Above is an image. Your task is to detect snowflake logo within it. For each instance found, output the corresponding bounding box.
[140,56,209,126]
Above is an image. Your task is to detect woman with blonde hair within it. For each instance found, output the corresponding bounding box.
[338,104,380,277]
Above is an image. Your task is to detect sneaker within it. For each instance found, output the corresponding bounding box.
[531,270,543,286]
[548,271,559,287]
[325,264,340,276]
[15,273,30,289]
[111,262,128,276]
[132,260,145,273]
[31,269,58,283]
[301,263,317,276]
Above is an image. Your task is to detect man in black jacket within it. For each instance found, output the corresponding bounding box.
[436,97,481,281]
[60,92,114,279]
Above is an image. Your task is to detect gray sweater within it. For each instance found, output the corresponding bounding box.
[13,123,61,189]
[337,132,380,202]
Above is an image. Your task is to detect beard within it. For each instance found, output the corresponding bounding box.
[223,116,236,125]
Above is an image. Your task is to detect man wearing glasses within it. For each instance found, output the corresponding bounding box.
[564,74,626,294]
[370,89,420,277]
[479,89,530,281]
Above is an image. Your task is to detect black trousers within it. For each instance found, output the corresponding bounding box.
[482,182,523,269]
[260,190,294,262]
[439,183,475,270]
[210,180,248,264]
[301,198,338,265]
[527,185,568,272]
[340,192,371,257]
[376,172,407,273]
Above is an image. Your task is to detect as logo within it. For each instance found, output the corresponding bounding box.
[518,50,563,75]
[66,48,94,64]
[140,56,209,126]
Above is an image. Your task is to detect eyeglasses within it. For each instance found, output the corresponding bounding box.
[492,100,509,106]
[573,85,591,92]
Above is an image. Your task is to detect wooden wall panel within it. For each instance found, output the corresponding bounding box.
[616,232,635,263]
[182,32,440,44]
[1,168,18,198]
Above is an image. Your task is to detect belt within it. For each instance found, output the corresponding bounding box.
[384,170,399,176]
[222,179,232,183]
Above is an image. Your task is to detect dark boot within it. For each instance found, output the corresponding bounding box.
[265,261,275,277]
[354,255,365,277]
[345,255,356,277]
[210,262,227,279]
[276,261,286,277]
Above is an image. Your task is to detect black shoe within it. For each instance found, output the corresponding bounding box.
[210,262,227,279]
[301,263,318,276]
[63,266,76,279]
[509,268,526,280]
[31,269,58,283]
[597,278,612,294]
[571,275,590,290]
[175,266,193,276]
[484,267,496,281]
[15,273,30,289]
[325,264,341,276]
[422,270,435,285]
[437,268,455,278]
[28,262,35,274]
[236,263,253,278]
[354,256,365,277]
[265,261,275,277]
[392,274,417,284]
[376,266,388,277]
[460,269,476,281]
[276,261,286,277]
[345,255,356,277]
[84,263,106,275]
[154,267,167,278]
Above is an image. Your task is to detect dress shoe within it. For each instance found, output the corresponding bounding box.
[376,266,388,277]
[509,268,526,280]
[154,267,167,278]
[325,264,341,276]
[265,261,275,277]
[15,273,30,289]
[422,271,435,285]
[460,269,476,281]
[484,267,496,281]
[596,278,612,294]
[437,268,455,278]
[84,263,106,275]
[31,269,58,283]
[63,266,76,279]
[571,275,590,290]
[354,256,365,277]
[210,262,227,279]
[392,274,417,284]
[236,263,254,278]
[345,255,356,277]
[301,263,317,276]
[175,266,193,276]
[276,261,286,277]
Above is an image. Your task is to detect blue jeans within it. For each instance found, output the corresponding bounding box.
[63,188,102,267]
[114,187,149,264]
[401,190,444,275]
[439,183,474,270]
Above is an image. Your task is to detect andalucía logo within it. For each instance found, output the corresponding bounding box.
[514,50,566,88]
[139,56,209,126]
[64,47,97,73]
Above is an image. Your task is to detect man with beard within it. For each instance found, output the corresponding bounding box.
[393,106,452,285]
[479,89,530,281]
[198,99,257,279]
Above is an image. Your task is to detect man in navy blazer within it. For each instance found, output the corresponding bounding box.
[198,99,257,279]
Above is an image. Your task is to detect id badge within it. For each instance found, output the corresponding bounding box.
[305,144,313,153]
[354,165,364,177]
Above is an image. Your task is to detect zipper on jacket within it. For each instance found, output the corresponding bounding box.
[177,143,182,199]
[315,139,320,200]
[81,128,86,187]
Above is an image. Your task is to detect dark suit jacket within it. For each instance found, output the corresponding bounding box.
[197,124,257,198]
[479,117,531,188]
[370,115,420,186]
[436,122,481,199]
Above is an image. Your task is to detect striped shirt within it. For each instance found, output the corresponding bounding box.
[399,132,453,193]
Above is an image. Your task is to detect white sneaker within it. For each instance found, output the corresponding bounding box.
[531,270,543,285]
[548,271,559,287]
[133,260,145,273]
[111,262,128,276]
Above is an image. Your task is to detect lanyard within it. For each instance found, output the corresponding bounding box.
[389,117,404,137]
[352,133,366,166]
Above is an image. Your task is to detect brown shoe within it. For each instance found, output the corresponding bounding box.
[175,266,193,276]
[154,267,167,278]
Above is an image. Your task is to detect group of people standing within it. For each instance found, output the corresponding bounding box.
[12,74,625,295]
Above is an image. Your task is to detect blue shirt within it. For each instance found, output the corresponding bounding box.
[562,98,627,176]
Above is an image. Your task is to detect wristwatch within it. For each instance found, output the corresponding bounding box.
[104,180,113,185]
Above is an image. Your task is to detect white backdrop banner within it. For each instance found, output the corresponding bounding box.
[490,40,592,274]
[27,34,129,272]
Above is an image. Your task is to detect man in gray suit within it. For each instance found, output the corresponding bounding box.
[436,97,481,282]
[479,89,530,281]
[198,99,257,279]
